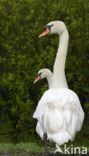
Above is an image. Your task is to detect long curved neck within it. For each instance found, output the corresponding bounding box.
[52,29,69,88]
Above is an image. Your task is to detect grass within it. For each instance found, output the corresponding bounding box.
[0,141,89,155]
[0,142,45,154]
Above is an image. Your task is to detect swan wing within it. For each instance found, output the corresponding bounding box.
[33,89,84,145]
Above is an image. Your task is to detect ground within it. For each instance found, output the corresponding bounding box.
[0,142,88,156]
[0,123,89,156]
[0,153,89,156]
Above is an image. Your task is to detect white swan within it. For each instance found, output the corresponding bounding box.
[34,21,69,88]
[33,21,84,146]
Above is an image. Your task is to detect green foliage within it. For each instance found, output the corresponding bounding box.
[0,0,89,143]
[0,142,44,153]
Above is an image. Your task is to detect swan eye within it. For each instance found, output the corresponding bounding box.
[47,24,54,30]
[38,72,42,77]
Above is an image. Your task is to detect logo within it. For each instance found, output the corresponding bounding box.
[54,144,87,155]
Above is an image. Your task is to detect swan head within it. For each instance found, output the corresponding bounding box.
[39,21,67,38]
[34,68,52,84]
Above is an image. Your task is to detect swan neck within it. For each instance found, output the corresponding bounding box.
[58,30,69,66]
[53,29,69,88]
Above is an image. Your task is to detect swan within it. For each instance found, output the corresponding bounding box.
[33,21,84,150]
[34,21,69,88]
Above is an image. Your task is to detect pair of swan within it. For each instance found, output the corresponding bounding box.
[33,21,84,147]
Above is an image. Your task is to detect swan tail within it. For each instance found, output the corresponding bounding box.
[48,131,71,145]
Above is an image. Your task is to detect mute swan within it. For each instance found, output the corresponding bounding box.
[33,21,84,150]
[34,68,53,88]
[34,21,69,88]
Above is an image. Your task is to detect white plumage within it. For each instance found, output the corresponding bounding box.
[33,21,84,146]
[33,89,84,145]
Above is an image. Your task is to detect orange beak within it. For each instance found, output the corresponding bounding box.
[33,75,41,84]
[39,27,50,38]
